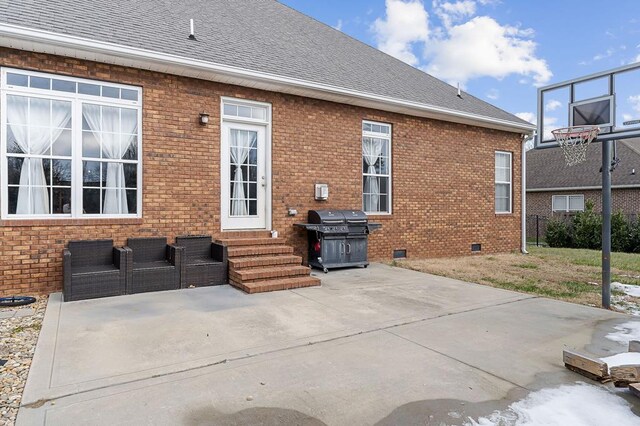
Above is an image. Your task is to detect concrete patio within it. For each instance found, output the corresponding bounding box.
[17,264,640,425]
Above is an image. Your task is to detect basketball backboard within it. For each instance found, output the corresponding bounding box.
[536,62,640,148]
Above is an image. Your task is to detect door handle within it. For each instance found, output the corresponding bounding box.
[346,243,351,254]
[341,243,345,255]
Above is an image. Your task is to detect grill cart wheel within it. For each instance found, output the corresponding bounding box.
[323,267,329,273]
[0,296,36,307]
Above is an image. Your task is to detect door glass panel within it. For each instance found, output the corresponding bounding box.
[229,129,258,217]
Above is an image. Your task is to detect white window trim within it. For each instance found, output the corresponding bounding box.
[495,151,512,214]
[552,194,585,212]
[1,67,143,220]
[362,119,392,215]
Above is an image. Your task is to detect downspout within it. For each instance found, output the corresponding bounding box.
[521,134,532,254]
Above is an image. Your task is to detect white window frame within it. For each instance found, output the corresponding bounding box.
[495,151,512,214]
[552,194,585,212]
[362,120,392,215]
[1,67,143,220]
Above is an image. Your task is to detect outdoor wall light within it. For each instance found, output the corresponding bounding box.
[199,112,210,125]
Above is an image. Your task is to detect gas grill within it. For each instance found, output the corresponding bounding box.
[295,210,381,273]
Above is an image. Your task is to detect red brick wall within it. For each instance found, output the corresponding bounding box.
[0,48,523,295]
[527,189,640,217]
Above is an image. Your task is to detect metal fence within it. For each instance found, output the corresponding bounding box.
[526,215,550,246]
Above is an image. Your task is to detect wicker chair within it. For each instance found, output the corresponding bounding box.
[63,239,128,302]
[126,237,183,294]
[175,235,228,287]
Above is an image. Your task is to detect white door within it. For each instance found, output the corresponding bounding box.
[221,122,267,230]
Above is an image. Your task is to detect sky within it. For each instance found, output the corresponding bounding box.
[280,0,640,134]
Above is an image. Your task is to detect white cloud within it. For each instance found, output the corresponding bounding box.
[372,0,430,66]
[486,88,499,100]
[515,112,535,124]
[371,1,551,88]
[424,16,552,86]
[433,0,476,28]
[629,95,640,114]
[545,99,561,112]
[593,48,614,61]
[334,19,343,31]
[542,116,558,140]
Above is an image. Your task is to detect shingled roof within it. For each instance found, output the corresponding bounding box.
[527,139,640,190]
[0,0,532,132]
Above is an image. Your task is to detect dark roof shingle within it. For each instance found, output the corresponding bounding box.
[527,139,640,189]
[0,0,529,126]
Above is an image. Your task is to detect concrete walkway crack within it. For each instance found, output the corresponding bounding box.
[384,329,530,391]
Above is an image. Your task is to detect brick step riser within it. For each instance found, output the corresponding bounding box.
[229,267,310,283]
[229,256,303,270]
[219,231,273,239]
[230,277,321,294]
[216,238,285,247]
[227,247,294,257]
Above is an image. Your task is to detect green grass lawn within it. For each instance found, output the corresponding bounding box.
[527,246,640,273]
[395,246,640,309]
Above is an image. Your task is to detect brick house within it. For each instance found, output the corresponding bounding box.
[0,0,533,296]
[527,139,640,217]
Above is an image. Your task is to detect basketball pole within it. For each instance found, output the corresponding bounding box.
[602,138,612,309]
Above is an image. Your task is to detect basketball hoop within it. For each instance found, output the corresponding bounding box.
[551,126,600,166]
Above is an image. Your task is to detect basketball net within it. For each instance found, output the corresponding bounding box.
[551,126,600,167]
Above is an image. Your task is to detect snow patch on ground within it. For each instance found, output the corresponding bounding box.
[608,282,640,316]
[601,352,640,368]
[614,282,640,298]
[465,382,638,426]
[606,321,640,347]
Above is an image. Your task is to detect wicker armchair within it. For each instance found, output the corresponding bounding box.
[126,237,183,294]
[175,235,228,287]
[63,239,128,302]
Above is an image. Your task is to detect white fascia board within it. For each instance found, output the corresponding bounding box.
[0,23,535,134]
[527,185,640,192]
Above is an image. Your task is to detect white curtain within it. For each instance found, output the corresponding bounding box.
[363,138,383,212]
[7,96,71,214]
[83,105,137,214]
[230,130,256,216]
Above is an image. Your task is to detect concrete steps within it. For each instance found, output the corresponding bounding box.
[217,234,320,294]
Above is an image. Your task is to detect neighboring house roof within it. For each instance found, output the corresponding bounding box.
[527,138,640,191]
[0,0,533,134]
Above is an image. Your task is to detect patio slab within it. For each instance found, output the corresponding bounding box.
[17,263,640,425]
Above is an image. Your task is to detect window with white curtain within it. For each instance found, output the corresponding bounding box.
[1,68,141,218]
[495,151,512,213]
[362,121,391,214]
[552,194,584,212]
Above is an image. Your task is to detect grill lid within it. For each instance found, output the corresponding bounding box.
[308,210,368,224]
[343,210,368,224]
[308,210,346,224]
